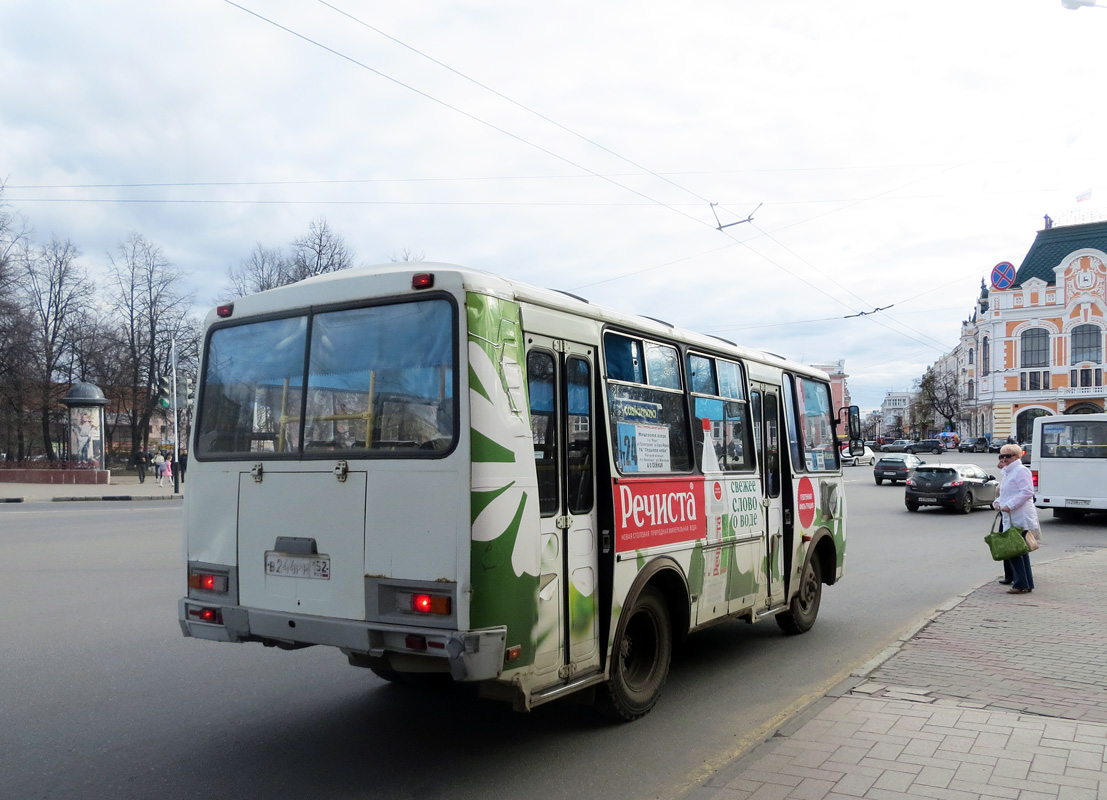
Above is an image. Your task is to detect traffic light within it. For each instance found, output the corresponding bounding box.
[157,376,172,409]
[184,378,195,406]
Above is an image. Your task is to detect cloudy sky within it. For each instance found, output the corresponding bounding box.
[3,0,1106,411]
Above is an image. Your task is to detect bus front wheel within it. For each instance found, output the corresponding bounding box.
[776,556,822,635]
[597,587,671,722]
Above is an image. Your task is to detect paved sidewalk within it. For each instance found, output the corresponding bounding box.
[0,473,184,502]
[688,548,1107,800]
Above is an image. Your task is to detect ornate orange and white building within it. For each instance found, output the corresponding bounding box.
[958,218,1107,443]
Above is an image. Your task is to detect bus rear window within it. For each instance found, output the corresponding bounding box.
[195,298,456,459]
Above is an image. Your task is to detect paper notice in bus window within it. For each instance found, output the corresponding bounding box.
[618,422,671,473]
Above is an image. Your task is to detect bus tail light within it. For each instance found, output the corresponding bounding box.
[189,570,229,593]
[411,273,434,290]
[216,302,234,318]
[1031,470,1038,488]
[411,593,451,615]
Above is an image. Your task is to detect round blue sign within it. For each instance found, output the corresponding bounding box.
[991,261,1016,290]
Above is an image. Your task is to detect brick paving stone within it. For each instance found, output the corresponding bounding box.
[948,781,1018,799]
[834,772,878,796]
[791,777,838,800]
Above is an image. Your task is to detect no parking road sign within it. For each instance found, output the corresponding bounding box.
[991,261,1016,290]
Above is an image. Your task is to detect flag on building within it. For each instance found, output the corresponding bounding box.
[1077,188,1092,203]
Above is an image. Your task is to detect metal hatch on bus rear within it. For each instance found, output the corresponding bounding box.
[236,468,367,620]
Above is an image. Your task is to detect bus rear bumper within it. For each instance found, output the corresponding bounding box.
[178,598,507,681]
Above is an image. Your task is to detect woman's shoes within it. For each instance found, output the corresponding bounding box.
[1006,588,1031,594]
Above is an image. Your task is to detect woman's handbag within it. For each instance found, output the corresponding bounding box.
[984,512,1029,561]
[1024,529,1040,552]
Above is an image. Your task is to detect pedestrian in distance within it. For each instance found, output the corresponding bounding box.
[178,449,187,484]
[134,450,147,484]
[992,443,1038,594]
[155,451,169,487]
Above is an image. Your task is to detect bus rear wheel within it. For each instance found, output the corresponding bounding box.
[597,587,671,722]
[776,556,822,635]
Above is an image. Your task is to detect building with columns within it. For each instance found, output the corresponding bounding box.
[879,391,913,439]
[956,218,1107,443]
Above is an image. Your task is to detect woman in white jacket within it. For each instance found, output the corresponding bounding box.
[992,443,1038,594]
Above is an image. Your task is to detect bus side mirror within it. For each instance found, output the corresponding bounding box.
[837,405,864,456]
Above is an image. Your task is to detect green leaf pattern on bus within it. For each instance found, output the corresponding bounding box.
[466,293,546,670]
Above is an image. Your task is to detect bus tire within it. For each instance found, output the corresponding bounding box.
[597,587,671,722]
[776,556,822,635]
[369,663,404,683]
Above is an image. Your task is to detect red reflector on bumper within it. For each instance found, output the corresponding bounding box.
[187,606,223,624]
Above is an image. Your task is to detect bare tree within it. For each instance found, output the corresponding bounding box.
[21,237,94,459]
[914,368,961,435]
[226,242,290,299]
[105,233,197,454]
[0,182,33,459]
[288,217,353,282]
[390,248,426,263]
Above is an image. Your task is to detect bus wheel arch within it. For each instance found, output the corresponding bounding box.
[776,542,827,635]
[597,561,687,722]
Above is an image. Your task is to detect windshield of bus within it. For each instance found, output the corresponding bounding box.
[195,297,456,459]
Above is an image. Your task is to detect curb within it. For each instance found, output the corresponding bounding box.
[51,495,182,502]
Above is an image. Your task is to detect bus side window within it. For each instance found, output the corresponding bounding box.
[764,392,780,498]
[566,356,593,513]
[527,351,559,516]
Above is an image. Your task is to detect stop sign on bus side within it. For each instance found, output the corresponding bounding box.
[797,476,816,528]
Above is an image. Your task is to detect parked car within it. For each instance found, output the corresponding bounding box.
[904,463,999,514]
[1019,442,1033,465]
[905,439,944,455]
[958,436,989,453]
[840,444,876,466]
[881,439,912,452]
[864,440,878,448]
[874,453,923,484]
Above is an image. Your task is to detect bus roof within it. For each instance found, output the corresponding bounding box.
[209,262,828,381]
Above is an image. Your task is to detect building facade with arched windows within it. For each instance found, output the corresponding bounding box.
[957,219,1107,443]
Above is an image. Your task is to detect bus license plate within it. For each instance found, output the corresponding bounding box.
[1065,499,1091,507]
[265,552,331,580]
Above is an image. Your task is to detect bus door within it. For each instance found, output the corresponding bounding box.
[525,336,600,681]
[751,384,787,609]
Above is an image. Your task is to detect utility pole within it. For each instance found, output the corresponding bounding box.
[171,338,180,495]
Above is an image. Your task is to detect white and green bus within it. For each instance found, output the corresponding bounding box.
[179,264,860,720]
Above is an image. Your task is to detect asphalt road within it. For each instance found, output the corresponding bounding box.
[2,460,1104,800]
